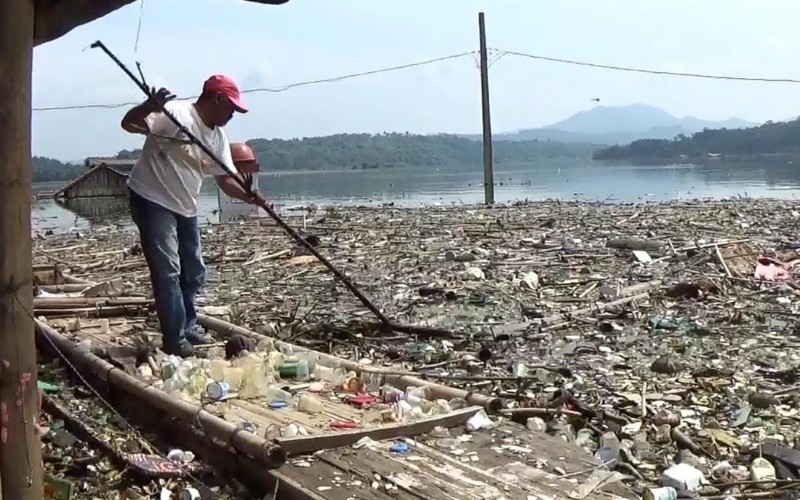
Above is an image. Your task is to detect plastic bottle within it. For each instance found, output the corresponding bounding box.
[295,359,310,381]
[222,366,245,391]
[380,385,404,403]
[448,397,469,410]
[314,365,346,385]
[185,369,209,398]
[527,417,547,432]
[264,385,292,404]
[298,394,323,414]
[404,386,431,406]
[268,350,285,369]
[750,457,776,489]
[209,359,229,382]
[643,487,677,500]
[594,432,620,468]
[256,337,275,353]
[160,356,182,380]
[360,372,383,393]
[239,366,269,399]
[393,400,415,422]
[295,351,319,374]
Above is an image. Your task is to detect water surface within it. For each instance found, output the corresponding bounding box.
[33,159,800,233]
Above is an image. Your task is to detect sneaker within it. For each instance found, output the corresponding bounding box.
[163,340,195,358]
[185,331,215,346]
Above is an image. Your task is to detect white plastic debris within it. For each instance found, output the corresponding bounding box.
[526,417,546,432]
[465,410,492,432]
[660,463,705,493]
[178,488,200,500]
[465,267,485,280]
[166,449,195,464]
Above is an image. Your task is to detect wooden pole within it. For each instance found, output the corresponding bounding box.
[0,0,43,498]
[478,12,495,205]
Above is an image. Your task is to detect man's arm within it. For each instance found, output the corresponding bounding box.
[215,175,264,204]
[120,87,176,135]
[121,101,157,134]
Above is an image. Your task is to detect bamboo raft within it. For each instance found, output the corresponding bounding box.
[32,265,636,499]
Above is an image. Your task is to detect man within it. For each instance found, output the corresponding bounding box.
[121,75,262,357]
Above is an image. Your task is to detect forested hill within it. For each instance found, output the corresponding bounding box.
[593,119,800,161]
[32,156,87,183]
[34,133,598,182]
[247,133,596,170]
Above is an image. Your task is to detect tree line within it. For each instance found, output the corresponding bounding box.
[32,156,88,183]
[593,118,800,161]
[34,133,597,182]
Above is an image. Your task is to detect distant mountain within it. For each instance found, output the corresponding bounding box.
[489,104,758,145]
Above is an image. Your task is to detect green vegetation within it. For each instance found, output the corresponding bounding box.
[34,133,597,182]
[32,156,87,183]
[594,119,800,161]
[247,133,596,170]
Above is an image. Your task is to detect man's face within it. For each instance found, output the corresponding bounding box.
[212,93,236,126]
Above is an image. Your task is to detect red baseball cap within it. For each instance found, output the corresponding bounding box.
[202,74,248,113]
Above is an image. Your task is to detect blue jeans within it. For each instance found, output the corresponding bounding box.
[129,189,205,348]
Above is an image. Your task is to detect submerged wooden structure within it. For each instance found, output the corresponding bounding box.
[2,1,288,497]
[53,158,135,219]
[32,266,636,499]
[54,158,135,200]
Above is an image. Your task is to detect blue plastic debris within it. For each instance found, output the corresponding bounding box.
[390,441,410,454]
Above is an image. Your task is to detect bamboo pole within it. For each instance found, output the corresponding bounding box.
[197,314,504,413]
[61,273,93,285]
[541,279,663,325]
[33,297,152,308]
[35,321,288,469]
[0,0,43,497]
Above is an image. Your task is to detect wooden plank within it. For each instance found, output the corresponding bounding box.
[227,396,365,436]
[275,406,483,455]
[317,445,507,500]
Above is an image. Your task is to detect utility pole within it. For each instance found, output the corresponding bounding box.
[478,12,495,205]
[0,0,44,498]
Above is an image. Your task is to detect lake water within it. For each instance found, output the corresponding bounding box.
[33,159,800,233]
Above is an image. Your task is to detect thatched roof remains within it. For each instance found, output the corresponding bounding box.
[34,0,290,46]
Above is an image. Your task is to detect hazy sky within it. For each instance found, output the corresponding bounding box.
[32,0,800,160]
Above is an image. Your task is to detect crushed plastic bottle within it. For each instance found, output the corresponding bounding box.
[750,457,776,489]
[380,385,404,403]
[314,365,346,386]
[256,337,275,353]
[209,359,229,382]
[298,394,323,414]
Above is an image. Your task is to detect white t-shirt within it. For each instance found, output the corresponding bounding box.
[127,100,236,218]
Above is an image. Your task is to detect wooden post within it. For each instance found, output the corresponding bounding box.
[0,0,44,498]
[478,12,495,205]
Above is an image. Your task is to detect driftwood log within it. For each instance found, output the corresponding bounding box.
[606,238,663,253]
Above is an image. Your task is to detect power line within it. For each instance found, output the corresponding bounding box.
[35,47,800,113]
[499,49,800,84]
[32,51,477,112]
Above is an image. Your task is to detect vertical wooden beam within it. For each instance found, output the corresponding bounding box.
[478,12,495,205]
[0,0,44,498]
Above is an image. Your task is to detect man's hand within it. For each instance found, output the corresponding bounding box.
[145,87,176,112]
[246,192,266,206]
